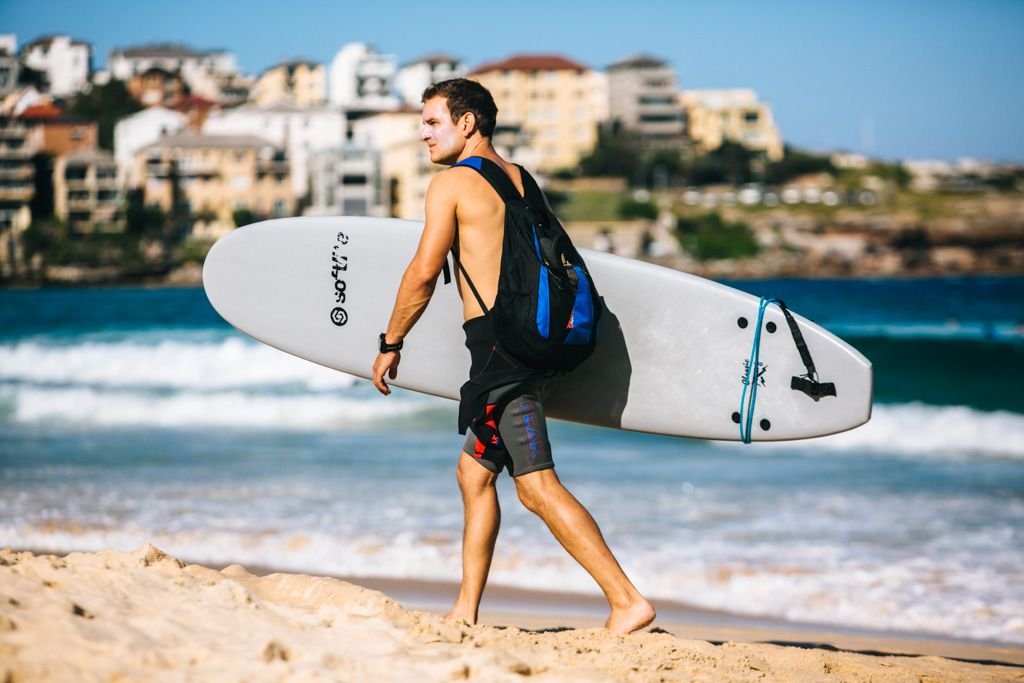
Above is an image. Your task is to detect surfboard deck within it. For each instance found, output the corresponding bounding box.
[202,217,872,441]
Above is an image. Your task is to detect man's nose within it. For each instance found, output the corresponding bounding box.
[420,127,431,141]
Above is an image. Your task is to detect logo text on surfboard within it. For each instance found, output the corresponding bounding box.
[741,359,767,387]
[330,232,349,326]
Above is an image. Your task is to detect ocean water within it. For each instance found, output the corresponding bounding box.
[1,279,1023,645]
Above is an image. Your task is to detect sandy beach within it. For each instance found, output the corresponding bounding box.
[1,545,1021,682]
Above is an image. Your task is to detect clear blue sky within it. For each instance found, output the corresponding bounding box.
[4,0,1022,162]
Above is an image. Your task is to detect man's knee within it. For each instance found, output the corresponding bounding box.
[514,468,561,514]
[457,452,497,495]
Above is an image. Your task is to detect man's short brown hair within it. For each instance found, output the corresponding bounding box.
[422,78,498,138]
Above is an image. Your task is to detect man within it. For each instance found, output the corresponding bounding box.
[371,78,654,634]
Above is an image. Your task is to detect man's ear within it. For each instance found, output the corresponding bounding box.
[460,111,478,138]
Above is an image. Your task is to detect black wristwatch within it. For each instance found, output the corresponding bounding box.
[378,333,403,353]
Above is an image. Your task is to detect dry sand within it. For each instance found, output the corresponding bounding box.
[1,545,1021,682]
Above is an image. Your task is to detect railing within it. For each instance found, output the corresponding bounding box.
[0,186,33,201]
[0,165,32,179]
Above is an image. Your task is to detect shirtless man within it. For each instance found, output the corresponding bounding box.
[371,78,654,634]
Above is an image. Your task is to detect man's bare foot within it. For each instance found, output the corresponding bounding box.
[605,598,656,634]
[443,608,476,626]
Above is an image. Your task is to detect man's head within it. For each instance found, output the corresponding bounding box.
[420,78,498,165]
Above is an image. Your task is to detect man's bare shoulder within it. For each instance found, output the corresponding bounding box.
[428,165,479,193]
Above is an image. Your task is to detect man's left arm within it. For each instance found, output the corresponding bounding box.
[372,172,458,395]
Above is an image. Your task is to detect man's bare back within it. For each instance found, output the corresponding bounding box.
[449,160,524,320]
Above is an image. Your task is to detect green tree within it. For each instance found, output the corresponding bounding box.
[67,80,143,150]
[678,142,757,187]
[867,162,911,190]
[675,212,760,261]
[641,148,685,189]
[764,146,836,185]
[579,126,643,179]
[233,208,257,228]
[618,198,658,220]
[125,188,167,238]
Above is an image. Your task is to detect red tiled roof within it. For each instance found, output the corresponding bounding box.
[470,54,588,75]
[172,95,216,111]
[19,103,64,120]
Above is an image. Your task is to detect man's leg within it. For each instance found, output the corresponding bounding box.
[514,469,655,634]
[447,452,500,625]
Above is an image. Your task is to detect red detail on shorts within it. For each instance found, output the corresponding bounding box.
[473,403,500,459]
[567,311,574,329]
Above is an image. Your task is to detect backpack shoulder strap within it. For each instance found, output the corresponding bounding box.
[451,156,523,203]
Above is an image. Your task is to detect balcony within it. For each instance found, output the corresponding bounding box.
[0,185,33,201]
[0,124,28,139]
[0,165,32,180]
[0,145,31,160]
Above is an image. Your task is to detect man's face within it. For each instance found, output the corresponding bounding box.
[421,97,466,165]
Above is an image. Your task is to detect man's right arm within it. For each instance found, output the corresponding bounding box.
[371,171,459,395]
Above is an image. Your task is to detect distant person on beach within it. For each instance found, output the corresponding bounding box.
[371,78,655,634]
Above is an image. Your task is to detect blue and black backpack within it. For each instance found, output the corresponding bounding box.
[450,156,602,373]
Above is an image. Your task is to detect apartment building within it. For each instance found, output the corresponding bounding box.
[0,117,34,275]
[606,54,685,141]
[351,108,433,219]
[135,132,294,239]
[203,103,347,198]
[0,36,19,98]
[307,145,386,217]
[328,43,400,110]
[469,54,605,173]
[114,107,189,186]
[395,53,466,105]
[254,60,326,106]
[679,89,783,161]
[54,148,124,233]
[127,67,186,107]
[21,35,92,97]
[108,43,240,103]
[21,104,98,156]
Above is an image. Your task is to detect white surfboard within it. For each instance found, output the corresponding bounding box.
[202,217,872,441]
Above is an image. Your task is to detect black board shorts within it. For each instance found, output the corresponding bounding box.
[460,316,554,478]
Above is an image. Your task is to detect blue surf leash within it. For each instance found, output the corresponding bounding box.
[739,296,781,443]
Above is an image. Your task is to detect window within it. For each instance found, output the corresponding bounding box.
[639,113,681,123]
[341,174,368,186]
[342,198,368,216]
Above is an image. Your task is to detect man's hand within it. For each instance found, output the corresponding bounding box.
[372,351,401,395]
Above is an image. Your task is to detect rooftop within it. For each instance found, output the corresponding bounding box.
[142,131,277,151]
[111,43,229,59]
[607,54,670,70]
[171,95,217,111]
[23,34,91,51]
[470,54,589,75]
[403,53,463,68]
[64,147,115,165]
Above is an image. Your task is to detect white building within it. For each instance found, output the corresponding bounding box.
[306,145,386,217]
[113,107,188,186]
[329,43,400,110]
[108,44,239,103]
[0,35,19,98]
[679,88,784,161]
[606,54,685,140]
[202,102,347,198]
[394,53,466,105]
[21,35,92,98]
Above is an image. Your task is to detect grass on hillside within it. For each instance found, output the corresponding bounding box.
[556,190,626,222]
